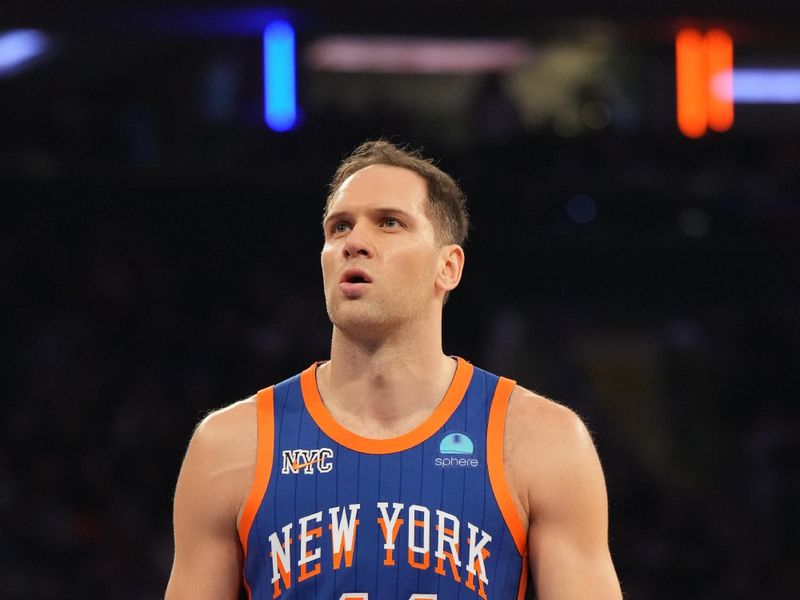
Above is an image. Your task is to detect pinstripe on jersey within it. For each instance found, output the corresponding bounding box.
[239,357,528,599]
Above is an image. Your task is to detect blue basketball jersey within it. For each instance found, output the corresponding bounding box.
[238,357,529,600]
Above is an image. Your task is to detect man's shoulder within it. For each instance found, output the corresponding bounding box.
[196,397,258,440]
[504,385,597,481]
[177,397,261,525]
[187,397,259,476]
[504,385,605,520]
[506,385,589,443]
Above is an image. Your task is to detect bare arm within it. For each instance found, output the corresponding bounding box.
[506,389,622,600]
[165,400,257,600]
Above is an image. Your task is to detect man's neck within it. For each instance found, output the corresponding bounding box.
[316,326,457,437]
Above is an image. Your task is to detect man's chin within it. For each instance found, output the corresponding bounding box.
[331,313,383,331]
[329,305,388,334]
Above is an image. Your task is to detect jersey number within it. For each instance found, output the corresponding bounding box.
[340,595,437,599]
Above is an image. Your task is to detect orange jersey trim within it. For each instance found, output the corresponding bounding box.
[516,558,529,600]
[237,386,275,557]
[487,377,528,557]
[300,357,474,454]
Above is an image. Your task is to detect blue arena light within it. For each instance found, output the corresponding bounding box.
[730,69,800,104]
[566,195,597,224]
[0,29,49,77]
[263,20,297,132]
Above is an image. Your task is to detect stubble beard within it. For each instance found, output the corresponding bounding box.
[325,287,429,344]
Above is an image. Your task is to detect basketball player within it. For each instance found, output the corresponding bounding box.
[165,141,622,599]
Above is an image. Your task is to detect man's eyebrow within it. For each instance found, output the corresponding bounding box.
[323,207,414,226]
[322,210,353,229]
[373,207,414,218]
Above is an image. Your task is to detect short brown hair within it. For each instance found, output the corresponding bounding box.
[325,140,469,247]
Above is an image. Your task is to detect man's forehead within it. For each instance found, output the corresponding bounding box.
[328,164,428,213]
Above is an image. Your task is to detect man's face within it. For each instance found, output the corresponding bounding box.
[321,164,442,336]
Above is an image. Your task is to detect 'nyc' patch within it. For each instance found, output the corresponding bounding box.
[281,448,334,474]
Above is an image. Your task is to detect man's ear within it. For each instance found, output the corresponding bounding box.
[436,244,465,293]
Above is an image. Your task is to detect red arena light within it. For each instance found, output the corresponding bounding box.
[675,28,734,138]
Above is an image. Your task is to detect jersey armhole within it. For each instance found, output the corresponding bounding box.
[237,386,275,558]
[487,377,528,558]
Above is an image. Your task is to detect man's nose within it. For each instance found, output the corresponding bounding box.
[342,221,373,258]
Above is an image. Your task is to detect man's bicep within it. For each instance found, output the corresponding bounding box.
[529,519,620,600]
[526,411,621,600]
[165,419,245,600]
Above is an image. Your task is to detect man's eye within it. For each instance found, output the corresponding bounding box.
[332,223,350,233]
[382,218,399,228]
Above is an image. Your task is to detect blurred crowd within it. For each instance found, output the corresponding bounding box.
[2,93,799,599]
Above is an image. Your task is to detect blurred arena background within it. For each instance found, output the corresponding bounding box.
[2,2,799,598]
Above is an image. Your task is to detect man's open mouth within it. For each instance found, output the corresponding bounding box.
[341,270,372,284]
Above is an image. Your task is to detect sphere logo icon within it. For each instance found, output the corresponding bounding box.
[439,432,474,455]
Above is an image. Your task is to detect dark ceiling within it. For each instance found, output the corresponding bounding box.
[4,1,800,36]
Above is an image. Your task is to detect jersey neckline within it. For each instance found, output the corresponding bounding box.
[299,356,474,454]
